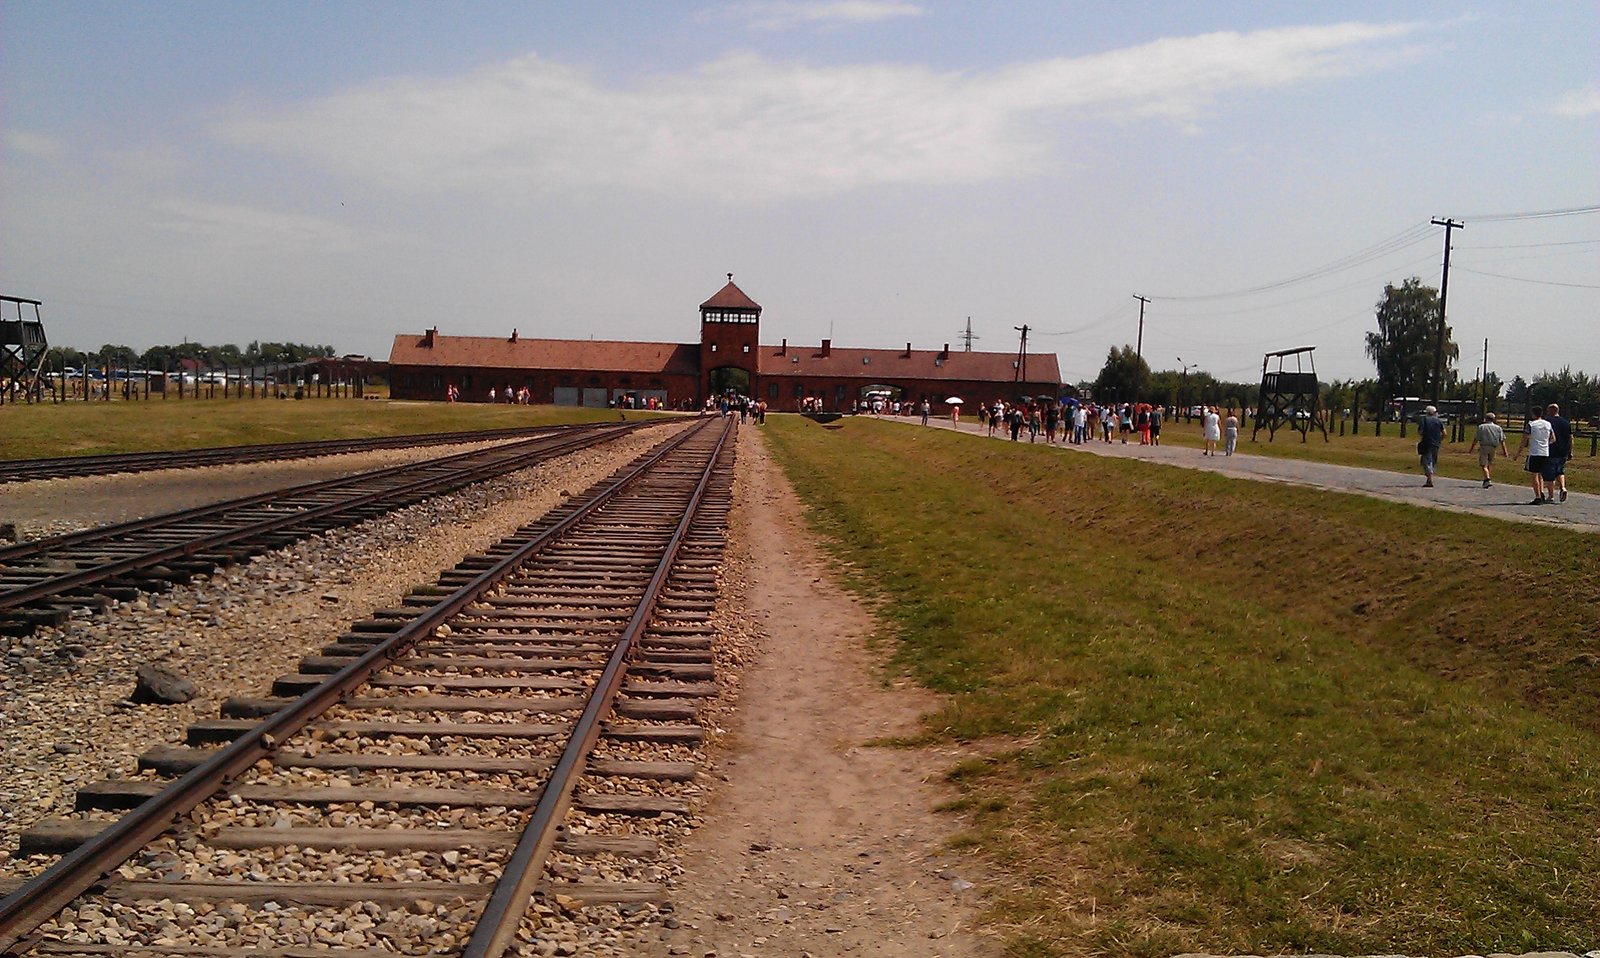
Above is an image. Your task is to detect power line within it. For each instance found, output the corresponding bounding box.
[1459,203,1600,222]
[1032,301,1131,337]
[1459,238,1600,250]
[1153,252,1440,320]
[1454,266,1600,289]
[1148,223,1437,302]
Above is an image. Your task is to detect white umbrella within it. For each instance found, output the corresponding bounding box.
[945,396,965,404]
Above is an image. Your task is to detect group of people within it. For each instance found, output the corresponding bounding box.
[970,398,1241,455]
[1419,403,1573,504]
[710,392,767,423]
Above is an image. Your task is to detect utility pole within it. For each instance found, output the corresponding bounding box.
[1430,218,1463,405]
[1479,337,1488,418]
[1132,295,1150,365]
[1013,324,1030,386]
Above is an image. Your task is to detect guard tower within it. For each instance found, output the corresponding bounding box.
[699,273,761,402]
[1252,346,1329,443]
[1,296,49,404]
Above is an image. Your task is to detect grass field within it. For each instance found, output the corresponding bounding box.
[0,398,660,460]
[762,415,1599,958]
[1147,417,1598,494]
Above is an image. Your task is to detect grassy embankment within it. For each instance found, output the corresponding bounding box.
[762,415,1599,958]
[0,399,663,460]
[1148,418,1597,494]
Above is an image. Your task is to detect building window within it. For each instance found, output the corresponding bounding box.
[742,344,750,353]
[710,344,718,352]
[767,383,778,399]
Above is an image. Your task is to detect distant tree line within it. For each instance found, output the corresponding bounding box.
[45,341,338,371]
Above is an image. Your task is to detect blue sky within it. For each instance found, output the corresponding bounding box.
[3,1,1595,386]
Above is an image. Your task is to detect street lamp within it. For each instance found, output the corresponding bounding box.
[1179,358,1199,421]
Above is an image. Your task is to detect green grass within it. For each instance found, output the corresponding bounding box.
[763,415,1600,957]
[0,399,661,460]
[1150,417,1598,494]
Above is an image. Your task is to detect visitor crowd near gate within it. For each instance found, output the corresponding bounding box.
[939,396,1580,506]
[965,398,1247,457]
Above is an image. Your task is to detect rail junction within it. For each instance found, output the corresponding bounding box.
[0,425,608,485]
[0,422,657,637]
[0,415,735,955]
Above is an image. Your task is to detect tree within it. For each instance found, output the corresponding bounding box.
[96,344,138,368]
[1364,277,1458,402]
[1093,345,1150,402]
[1529,367,1599,421]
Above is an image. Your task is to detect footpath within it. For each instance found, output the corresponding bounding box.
[920,416,1600,534]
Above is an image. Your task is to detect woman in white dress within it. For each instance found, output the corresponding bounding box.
[1202,406,1221,456]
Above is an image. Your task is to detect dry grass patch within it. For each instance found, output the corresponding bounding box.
[765,415,1600,958]
[0,400,658,459]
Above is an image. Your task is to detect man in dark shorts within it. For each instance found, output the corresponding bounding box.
[1545,403,1572,503]
[1517,408,1555,504]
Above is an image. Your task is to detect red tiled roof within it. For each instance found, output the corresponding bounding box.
[700,277,761,312]
[388,333,700,376]
[757,344,1060,384]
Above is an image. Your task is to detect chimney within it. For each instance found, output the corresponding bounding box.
[905,342,912,357]
[941,343,950,359]
[781,338,787,355]
[422,327,437,348]
[510,328,518,343]
[820,339,831,357]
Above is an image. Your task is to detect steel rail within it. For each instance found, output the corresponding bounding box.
[464,416,733,958]
[0,423,653,615]
[0,423,639,566]
[0,423,605,484]
[0,417,719,952]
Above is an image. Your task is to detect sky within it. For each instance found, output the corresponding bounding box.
[2,1,1596,386]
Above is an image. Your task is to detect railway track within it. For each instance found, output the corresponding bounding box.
[0,422,660,637]
[0,424,609,485]
[0,414,735,956]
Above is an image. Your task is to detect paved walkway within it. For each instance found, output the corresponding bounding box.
[917,416,1600,534]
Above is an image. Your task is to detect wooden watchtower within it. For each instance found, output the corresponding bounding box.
[0,296,49,404]
[1252,346,1329,443]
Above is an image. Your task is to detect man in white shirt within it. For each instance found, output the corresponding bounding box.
[1516,411,1555,504]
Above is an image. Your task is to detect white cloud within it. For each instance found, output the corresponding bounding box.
[1550,84,1600,117]
[715,1,924,31]
[216,21,1425,204]
[5,129,67,160]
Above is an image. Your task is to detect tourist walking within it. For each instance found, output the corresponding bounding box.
[1149,405,1162,445]
[1467,413,1508,488]
[1515,409,1555,504]
[1417,405,1444,487]
[1546,403,1571,503]
[1202,406,1221,456]
[1223,409,1239,456]
[919,398,931,425]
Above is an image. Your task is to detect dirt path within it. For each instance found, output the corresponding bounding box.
[640,428,999,958]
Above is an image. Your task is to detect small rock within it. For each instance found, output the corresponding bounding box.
[131,663,196,704]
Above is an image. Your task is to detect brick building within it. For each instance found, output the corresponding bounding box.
[386,276,1062,411]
